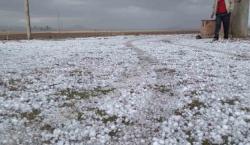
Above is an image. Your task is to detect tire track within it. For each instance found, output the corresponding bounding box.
[125,39,159,65]
[124,38,182,115]
[112,37,184,143]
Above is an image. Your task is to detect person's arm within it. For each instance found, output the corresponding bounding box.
[211,12,215,19]
[211,0,216,18]
[229,0,235,13]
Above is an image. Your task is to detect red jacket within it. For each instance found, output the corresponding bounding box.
[217,0,228,14]
[213,0,234,14]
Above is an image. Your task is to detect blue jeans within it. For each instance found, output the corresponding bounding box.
[214,13,231,39]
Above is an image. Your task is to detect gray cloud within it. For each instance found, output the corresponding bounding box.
[0,0,249,30]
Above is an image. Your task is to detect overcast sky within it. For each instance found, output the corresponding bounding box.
[0,0,249,30]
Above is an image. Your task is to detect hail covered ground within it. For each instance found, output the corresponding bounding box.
[0,35,249,145]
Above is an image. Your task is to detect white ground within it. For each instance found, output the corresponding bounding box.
[0,35,249,145]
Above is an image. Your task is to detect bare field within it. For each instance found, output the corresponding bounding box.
[0,30,198,40]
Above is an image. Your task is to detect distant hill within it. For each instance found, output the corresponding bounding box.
[0,26,55,32]
[0,26,25,32]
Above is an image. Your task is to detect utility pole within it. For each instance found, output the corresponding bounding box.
[24,0,31,40]
[231,0,249,37]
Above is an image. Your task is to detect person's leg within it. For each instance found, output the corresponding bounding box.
[222,13,231,39]
[214,14,222,40]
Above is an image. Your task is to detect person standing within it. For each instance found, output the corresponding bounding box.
[211,0,234,41]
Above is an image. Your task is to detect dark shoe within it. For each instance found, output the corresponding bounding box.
[213,38,218,41]
[196,35,202,39]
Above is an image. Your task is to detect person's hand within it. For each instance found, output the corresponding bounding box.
[210,12,215,19]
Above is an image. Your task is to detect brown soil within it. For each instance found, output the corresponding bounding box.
[0,30,198,40]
